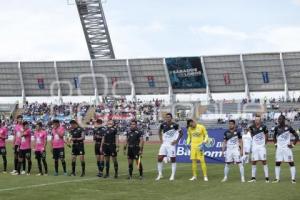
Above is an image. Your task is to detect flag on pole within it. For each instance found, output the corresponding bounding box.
[147,76,155,88]
[37,78,45,89]
[74,77,80,89]
[223,73,231,85]
[262,72,269,83]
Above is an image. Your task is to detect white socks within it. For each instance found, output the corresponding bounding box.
[239,163,244,178]
[263,165,269,178]
[290,166,296,180]
[224,164,230,178]
[157,162,163,176]
[171,163,176,177]
[251,165,257,178]
[275,166,280,180]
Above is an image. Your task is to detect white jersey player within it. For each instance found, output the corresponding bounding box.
[156,113,183,181]
[248,115,269,183]
[221,120,245,183]
[273,115,299,184]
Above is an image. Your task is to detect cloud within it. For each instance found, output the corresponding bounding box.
[191,25,249,41]
[255,26,300,51]
[189,25,300,54]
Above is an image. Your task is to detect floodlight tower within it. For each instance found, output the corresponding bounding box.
[75,0,115,59]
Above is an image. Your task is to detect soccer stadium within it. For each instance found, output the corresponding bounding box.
[0,0,300,200]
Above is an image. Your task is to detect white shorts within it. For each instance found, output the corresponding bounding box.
[225,149,242,163]
[276,147,294,162]
[251,147,267,161]
[158,144,176,158]
[243,145,251,154]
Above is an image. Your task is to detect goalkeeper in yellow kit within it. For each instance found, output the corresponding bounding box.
[186,119,208,181]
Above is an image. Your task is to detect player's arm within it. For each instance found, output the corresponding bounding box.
[22,129,30,137]
[77,129,85,142]
[93,129,96,141]
[222,139,227,157]
[32,134,36,151]
[49,132,54,151]
[100,135,105,154]
[0,131,5,139]
[158,124,163,144]
[173,127,183,145]
[12,128,16,145]
[186,128,191,145]
[264,126,269,145]
[115,131,119,152]
[123,132,128,155]
[289,127,299,147]
[44,132,47,149]
[58,128,64,139]
[273,127,278,147]
[139,132,144,155]
[239,138,243,156]
[202,126,208,144]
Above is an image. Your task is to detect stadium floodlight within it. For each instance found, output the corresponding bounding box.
[68,0,115,59]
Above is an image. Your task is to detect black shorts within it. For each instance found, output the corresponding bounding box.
[127,146,140,160]
[94,143,103,156]
[35,151,46,160]
[19,149,31,159]
[53,148,65,160]
[14,145,20,154]
[72,143,85,156]
[103,144,117,157]
[0,147,6,156]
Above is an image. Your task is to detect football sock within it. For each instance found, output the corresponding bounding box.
[290,166,296,180]
[192,160,197,177]
[263,164,269,178]
[275,166,280,180]
[251,165,257,178]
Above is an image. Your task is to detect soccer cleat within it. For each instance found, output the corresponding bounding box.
[155,174,163,181]
[221,177,228,182]
[103,174,109,179]
[10,170,17,174]
[265,178,270,183]
[248,178,256,183]
[127,175,132,180]
[2,171,7,174]
[69,173,76,177]
[97,173,103,178]
[272,179,280,183]
[241,177,245,183]
[114,174,118,179]
[44,173,48,176]
[204,176,208,182]
[80,173,85,177]
[63,172,68,176]
[36,173,42,176]
[292,180,296,184]
[53,172,59,176]
[169,175,175,181]
[26,173,31,176]
[139,176,144,180]
[21,171,26,175]
[189,176,197,181]
[11,172,20,176]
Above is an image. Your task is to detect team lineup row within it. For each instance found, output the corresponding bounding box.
[0,114,299,183]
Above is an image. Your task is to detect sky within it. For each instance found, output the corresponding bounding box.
[1,0,300,61]
[1,0,300,103]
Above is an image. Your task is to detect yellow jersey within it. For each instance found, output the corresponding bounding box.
[187,124,208,147]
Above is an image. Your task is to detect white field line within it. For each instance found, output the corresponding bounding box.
[0,164,190,192]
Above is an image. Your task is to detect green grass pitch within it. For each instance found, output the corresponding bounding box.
[0,143,299,200]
